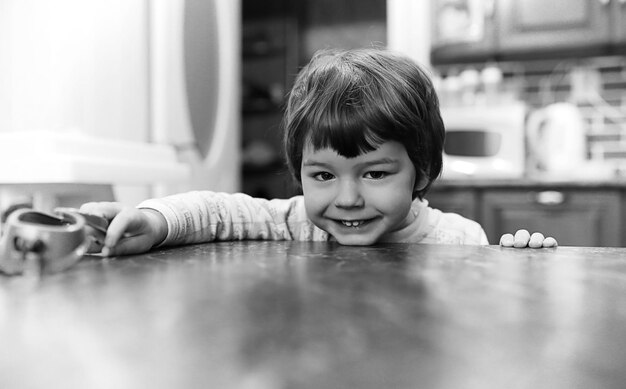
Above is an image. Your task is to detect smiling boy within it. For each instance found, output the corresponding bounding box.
[80,48,555,256]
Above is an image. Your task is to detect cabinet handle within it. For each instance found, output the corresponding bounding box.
[535,191,565,205]
[597,0,610,5]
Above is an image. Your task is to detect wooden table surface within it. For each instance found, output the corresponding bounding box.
[2,242,626,389]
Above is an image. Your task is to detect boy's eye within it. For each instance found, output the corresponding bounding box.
[364,171,387,179]
[313,172,335,181]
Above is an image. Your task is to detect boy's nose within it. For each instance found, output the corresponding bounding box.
[334,180,364,208]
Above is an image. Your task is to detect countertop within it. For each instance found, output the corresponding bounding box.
[2,241,626,388]
[434,176,626,189]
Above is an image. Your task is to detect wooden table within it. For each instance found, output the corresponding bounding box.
[2,242,626,388]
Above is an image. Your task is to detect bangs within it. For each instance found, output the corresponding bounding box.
[301,85,389,158]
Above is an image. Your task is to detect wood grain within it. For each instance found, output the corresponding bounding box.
[2,242,626,388]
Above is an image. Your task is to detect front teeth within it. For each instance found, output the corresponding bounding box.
[341,220,363,227]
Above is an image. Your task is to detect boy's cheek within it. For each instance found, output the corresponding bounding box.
[302,192,323,216]
[302,190,329,225]
[301,181,323,205]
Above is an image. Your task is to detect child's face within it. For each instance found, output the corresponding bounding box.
[301,140,418,245]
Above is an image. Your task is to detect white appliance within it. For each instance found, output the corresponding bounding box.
[0,0,241,210]
[440,102,526,179]
[526,102,586,175]
[149,0,241,196]
[0,131,188,184]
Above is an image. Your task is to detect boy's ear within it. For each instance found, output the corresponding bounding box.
[414,175,430,192]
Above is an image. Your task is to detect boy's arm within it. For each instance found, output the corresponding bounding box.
[138,191,318,245]
[499,229,558,248]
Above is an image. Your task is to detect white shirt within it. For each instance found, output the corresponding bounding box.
[139,191,489,247]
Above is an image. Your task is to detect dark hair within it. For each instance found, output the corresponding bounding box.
[282,48,445,199]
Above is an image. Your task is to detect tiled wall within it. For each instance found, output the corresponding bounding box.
[435,55,626,165]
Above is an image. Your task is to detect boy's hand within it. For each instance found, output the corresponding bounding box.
[79,202,168,257]
[499,229,558,248]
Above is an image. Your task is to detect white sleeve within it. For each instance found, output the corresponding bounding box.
[417,203,489,245]
[137,191,327,245]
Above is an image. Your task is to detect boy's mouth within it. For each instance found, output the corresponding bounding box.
[340,220,366,228]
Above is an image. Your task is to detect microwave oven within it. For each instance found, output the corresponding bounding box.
[439,103,526,179]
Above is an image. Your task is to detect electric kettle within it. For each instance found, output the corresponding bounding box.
[526,102,587,175]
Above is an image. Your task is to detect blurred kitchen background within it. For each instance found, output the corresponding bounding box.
[2,0,626,246]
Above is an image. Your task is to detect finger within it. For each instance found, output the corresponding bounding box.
[103,208,139,248]
[500,233,515,247]
[78,202,98,212]
[542,237,558,248]
[79,202,124,221]
[514,229,531,248]
[529,232,545,248]
[79,201,108,215]
[102,235,153,257]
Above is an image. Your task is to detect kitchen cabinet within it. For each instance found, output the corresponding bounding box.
[481,189,621,247]
[427,183,624,246]
[431,0,626,63]
[425,187,479,222]
[497,0,611,55]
